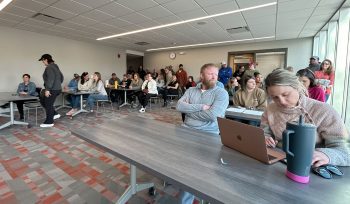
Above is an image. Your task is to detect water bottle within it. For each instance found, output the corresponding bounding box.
[283,115,316,183]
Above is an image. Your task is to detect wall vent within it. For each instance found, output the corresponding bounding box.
[32,13,63,24]
[226,26,250,34]
[135,42,150,45]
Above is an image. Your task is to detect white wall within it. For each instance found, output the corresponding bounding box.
[0,26,127,92]
[144,38,313,79]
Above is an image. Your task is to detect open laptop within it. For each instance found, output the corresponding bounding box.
[218,117,285,164]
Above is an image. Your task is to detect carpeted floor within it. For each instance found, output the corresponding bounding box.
[0,101,198,204]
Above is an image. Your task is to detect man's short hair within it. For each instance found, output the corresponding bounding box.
[200,63,217,73]
[111,73,116,76]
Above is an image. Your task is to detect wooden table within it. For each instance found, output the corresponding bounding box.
[0,92,38,129]
[225,107,263,122]
[71,115,350,204]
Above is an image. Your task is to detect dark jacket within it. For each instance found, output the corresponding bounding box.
[43,63,64,91]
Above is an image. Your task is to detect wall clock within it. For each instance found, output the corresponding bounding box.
[169,52,176,59]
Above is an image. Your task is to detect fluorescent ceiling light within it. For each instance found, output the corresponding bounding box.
[0,0,12,11]
[146,36,275,51]
[97,2,277,40]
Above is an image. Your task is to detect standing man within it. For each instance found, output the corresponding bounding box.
[39,54,64,128]
[176,64,188,94]
[176,63,229,204]
[218,61,232,86]
[308,56,321,72]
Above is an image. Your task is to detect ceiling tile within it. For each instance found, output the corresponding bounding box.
[0,18,18,27]
[116,0,158,11]
[242,6,276,19]
[0,12,26,23]
[82,9,115,21]
[318,0,344,6]
[52,0,92,15]
[196,0,232,7]
[136,20,161,28]
[235,0,276,8]
[214,13,246,29]
[153,14,181,24]
[69,15,98,26]
[119,24,143,32]
[57,20,87,30]
[153,0,177,4]
[89,23,125,33]
[74,0,113,8]
[278,0,319,12]
[249,24,275,37]
[13,0,49,12]
[176,9,207,20]
[33,0,58,5]
[245,14,275,26]
[104,18,131,27]
[138,5,173,19]
[203,1,238,14]
[163,0,200,13]
[97,2,134,18]
[118,12,152,24]
[3,5,37,18]
[41,6,76,20]
[21,18,54,28]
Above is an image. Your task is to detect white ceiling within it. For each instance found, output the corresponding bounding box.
[0,0,345,51]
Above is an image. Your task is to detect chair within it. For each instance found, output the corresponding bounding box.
[24,87,43,126]
[148,95,161,109]
[96,88,115,112]
[167,88,180,104]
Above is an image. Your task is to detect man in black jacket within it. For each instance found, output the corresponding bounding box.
[38,54,64,127]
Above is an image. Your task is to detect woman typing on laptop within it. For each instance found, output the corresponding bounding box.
[261,69,349,167]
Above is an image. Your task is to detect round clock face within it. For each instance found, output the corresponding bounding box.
[169,52,176,59]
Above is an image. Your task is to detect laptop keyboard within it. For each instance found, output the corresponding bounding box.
[268,154,277,160]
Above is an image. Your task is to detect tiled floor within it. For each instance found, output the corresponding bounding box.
[0,102,194,204]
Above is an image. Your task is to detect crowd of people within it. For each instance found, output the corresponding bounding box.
[0,53,348,204]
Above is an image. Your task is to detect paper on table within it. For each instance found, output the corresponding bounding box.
[226,107,246,113]
[243,109,264,116]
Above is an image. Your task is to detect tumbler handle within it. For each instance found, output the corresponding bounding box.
[283,130,295,157]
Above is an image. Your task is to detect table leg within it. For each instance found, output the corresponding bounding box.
[72,94,89,116]
[119,90,131,107]
[0,102,28,130]
[116,164,154,204]
[56,92,71,110]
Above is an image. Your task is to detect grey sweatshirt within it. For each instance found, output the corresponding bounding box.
[43,63,64,91]
[176,83,229,134]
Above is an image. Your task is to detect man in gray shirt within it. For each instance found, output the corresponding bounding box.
[176,63,229,204]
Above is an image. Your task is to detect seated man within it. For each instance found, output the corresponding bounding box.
[138,73,158,113]
[176,63,229,203]
[16,74,38,120]
[109,73,121,102]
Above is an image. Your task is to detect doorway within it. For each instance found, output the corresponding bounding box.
[126,54,143,74]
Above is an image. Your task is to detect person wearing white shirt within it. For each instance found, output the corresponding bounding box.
[138,73,158,113]
[86,72,107,112]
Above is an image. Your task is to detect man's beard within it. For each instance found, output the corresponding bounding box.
[202,79,216,89]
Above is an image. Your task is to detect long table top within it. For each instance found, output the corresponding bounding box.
[0,92,38,102]
[71,115,350,204]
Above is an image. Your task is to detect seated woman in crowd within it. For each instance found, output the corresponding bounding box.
[66,72,93,116]
[225,77,239,96]
[233,75,266,126]
[297,68,325,102]
[128,73,143,104]
[262,69,350,167]
[156,70,165,91]
[159,75,179,107]
[16,74,38,120]
[233,75,267,110]
[86,72,108,112]
[185,76,196,90]
[315,59,335,102]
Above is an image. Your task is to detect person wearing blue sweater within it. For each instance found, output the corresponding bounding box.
[176,63,229,204]
[218,61,232,86]
[15,74,38,120]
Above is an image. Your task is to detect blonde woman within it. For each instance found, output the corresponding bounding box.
[262,69,349,167]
